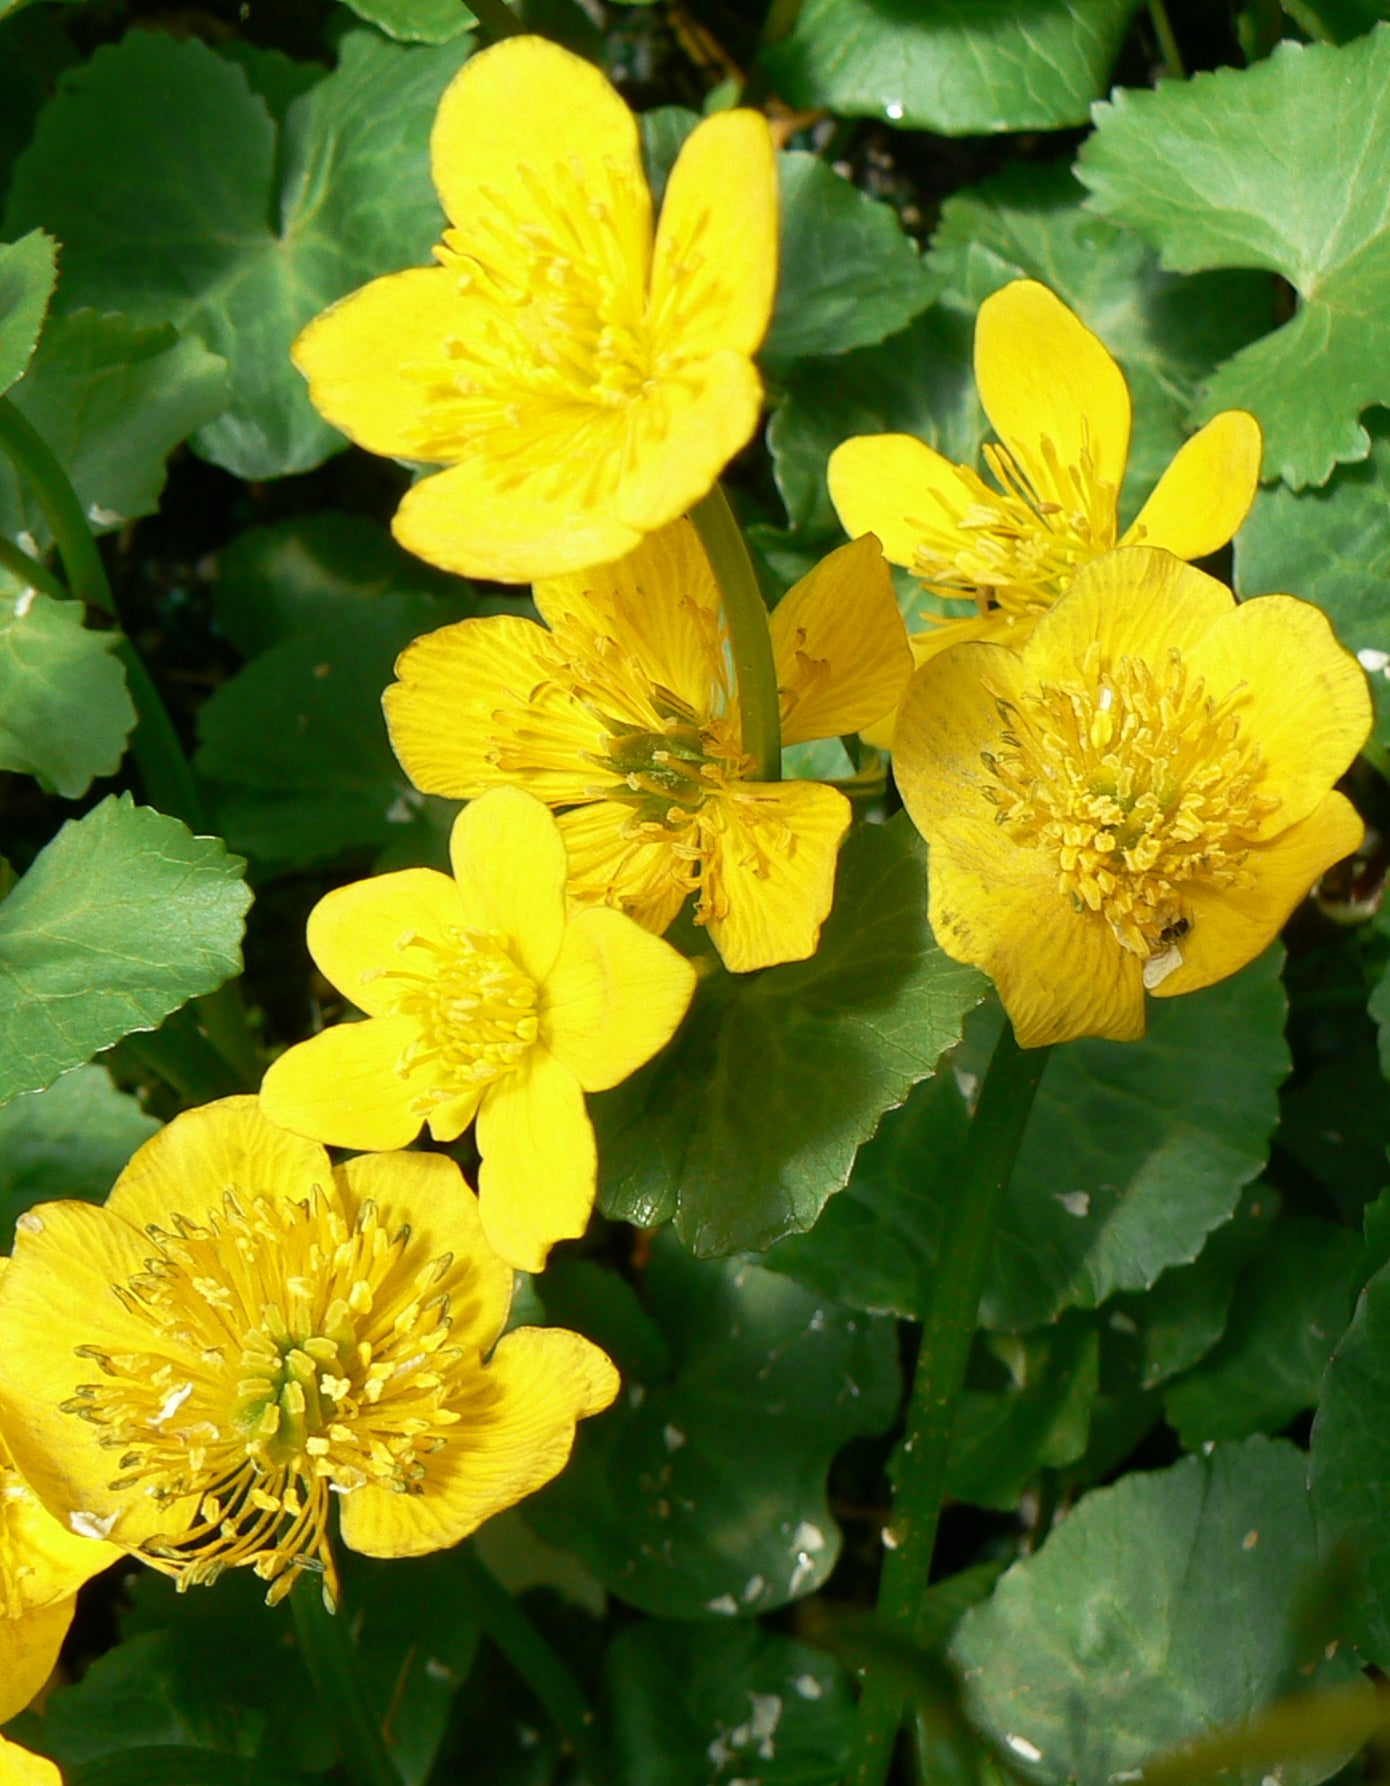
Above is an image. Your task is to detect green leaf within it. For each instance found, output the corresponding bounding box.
[526,1235,899,1618]
[5,29,469,479]
[946,1314,1100,1512]
[760,0,1141,135]
[952,1437,1361,1786]
[1109,1184,1280,1391]
[1163,1219,1364,1447]
[0,794,251,1106]
[0,310,230,544]
[341,0,476,42]
[196,592,470,870]
[1311,1258,1390,1663]
[0,226,55,394]
[605,1619,854,1786]
[762,153,936,366]
[1076,28,1390,488]
[0,585,135,796]
[1278,1049,1390,1214]
[213,511,472,658]
[592,815,985,1258]
[980,946,1290,1332]
[1289,0,1390,39]
[1237,415,1390,750]
[0,1063,156,1250]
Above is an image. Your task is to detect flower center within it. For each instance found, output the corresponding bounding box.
[909,435,1117,617]
[981,646,1278,979]
[62,1187,491,1605]
[379,929,539,1104]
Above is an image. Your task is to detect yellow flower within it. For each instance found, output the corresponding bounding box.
[291,36,777,585]
[830,280,1263,743]
[260,786,695,1271]
[0,1098,618,1610]
[0,1267,118,1723]
[0,1737,61,1786]
[384,519,912,973]
[893,546,1370,1048]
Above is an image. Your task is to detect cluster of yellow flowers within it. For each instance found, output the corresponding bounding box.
[0,32,1372,1749]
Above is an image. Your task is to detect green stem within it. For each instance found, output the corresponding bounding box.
[1147,0,1186,77]
[456,1546,609,1781]
[466,0,525,39]
[114,638,209,830]
[0,397,114,615]
[846,1022,1051,1786]
[291,1574,402,1786]
[690,483,782,782]
[0,532,68,600]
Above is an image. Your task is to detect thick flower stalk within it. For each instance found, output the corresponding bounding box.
[292,36,777,585]
[829,280,1262,742]
[385,519,912,973]
[0,1293,118,1723]
[0,1099,618,1609]
[893,546,1370,1047]
[261,785,696,1270]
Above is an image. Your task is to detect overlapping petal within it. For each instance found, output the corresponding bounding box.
[701,780,852,973]
[450,785,568,983]
[1121,409,1262,559]
[542,905,697,1092]
[476,1046,597,1273]
[259,1017,428,1153]
[827,433,979,569]
[305,868,465,1014]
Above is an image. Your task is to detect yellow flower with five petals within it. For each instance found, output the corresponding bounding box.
[830,280,1263,742]
[893,546,1370,1048]
[261,786,696,1271]
[292,36,777,585]
[384,519,912,974]
[0,1099,618,1609]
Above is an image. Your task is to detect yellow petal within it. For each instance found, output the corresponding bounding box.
[334,1151,513,1356]
[0,1421,119,1614]
[1122,409,1262,560]
[701,780,851,973]
[1025,545,1234,675]
[0,1598,73,1726]
[557,802,693,935]
[0,1733,64,1786]
[291,268,465,462]
[649,109,778,361]
[974,280,1130,509]
[0,1200,174,1550]
[106,1096,331,1233]
[860,613,1033,751]
[339,1324,616,1560]
[541,905,696,1092]
[450,787,567,983]
[306,869,466,1015]
[532,516,726,722]
[1157,794,1364,999]
[828,433,978,568]
[892,638,1025,838]
[929,843,1146,1047]
[771,534,912,745]
[386,615,608,805]
[393,450,645,585]
[1182,593,1372,835]
[259,1017,426,1153]
[429,37,649,277]
[475,1047,595,1273]
[610,349,766,534]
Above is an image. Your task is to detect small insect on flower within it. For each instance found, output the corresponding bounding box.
[0,1268,119,1723]
[0,1100,618,1610]
[291,36,777,585]
[828,280,1263,744]
[385,518,912,974]
[892,546,1371,1047]
[260,785,697,1271]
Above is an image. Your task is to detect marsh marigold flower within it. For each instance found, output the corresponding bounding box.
[893,546,1370,1048]
[261,785,696,1271]
[291,36,777,585]
[0,1738,61,1786]
[830,281,1262,743]
[0,1274,118,1724]
[384,519,912,974]
[0,1099,618,1610]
